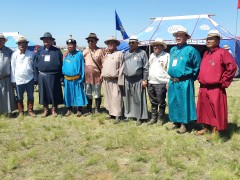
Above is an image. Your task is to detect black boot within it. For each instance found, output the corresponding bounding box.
[84,97,92,116]
[147,105,158,125]
[95,97,101,114]
[157,104,166,126]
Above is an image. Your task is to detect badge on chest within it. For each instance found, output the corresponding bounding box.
[44,55,50,62]
[172,58,178,67]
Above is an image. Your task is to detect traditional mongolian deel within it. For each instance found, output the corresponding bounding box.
[197,47,237,130]
[62,50,88,107]
[83,47,104,85]
[123,48,149,120]
[101,51,124,117]
[34,46,63,106]
[168,44,201,123]
[0,46,16,113]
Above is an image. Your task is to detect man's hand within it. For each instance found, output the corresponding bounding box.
[11,82,16,88]
[142,80,147,88]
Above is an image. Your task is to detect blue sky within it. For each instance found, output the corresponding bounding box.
[1,0,240,47]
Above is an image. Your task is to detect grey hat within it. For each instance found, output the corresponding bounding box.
[85,33,99,41]
[0,33,8,42]
[40,32,55,40]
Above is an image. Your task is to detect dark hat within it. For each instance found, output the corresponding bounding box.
[40,32,55,40]
[66,39,77,45]
[85,33,99,41]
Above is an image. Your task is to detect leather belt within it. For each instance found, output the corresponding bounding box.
[64,75,80,81]
[170,75,192,83]
[200,84,221,89]
[0,75,10,80]
[104,77,118,81]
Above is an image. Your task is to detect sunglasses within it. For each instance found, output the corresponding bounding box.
[129,42,136,45]
[87,40,95,43]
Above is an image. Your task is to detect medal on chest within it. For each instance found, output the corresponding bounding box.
[209,60,215,66]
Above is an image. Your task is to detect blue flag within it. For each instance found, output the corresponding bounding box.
[115,11,129,39]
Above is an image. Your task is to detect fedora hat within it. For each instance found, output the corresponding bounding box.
[173,27,191,39]
[85,33,99,41]
[129,35,139,43]
[40,32,55,40]
[206,30,222,39]
[17,36,29,44]
[104,36,120,46]
[0,33,8,42]
[150,38,167,49]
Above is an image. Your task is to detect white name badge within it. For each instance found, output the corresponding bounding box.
[44,55,50,62]
[172,58,178,67]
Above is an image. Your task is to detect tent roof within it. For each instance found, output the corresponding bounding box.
[137,14,237,45]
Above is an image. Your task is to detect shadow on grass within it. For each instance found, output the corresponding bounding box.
[220,123,240,141]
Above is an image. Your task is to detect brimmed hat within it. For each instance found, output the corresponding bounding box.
[104,36,120,46]
[129,35,139,42]
[40,32,55,40]
[17,36,29,44]
[150,38,167,49]
[173,27,191,39]
[85,33,99,41]
[0,33,8,42]
[206,30,222,39]
[223,44,230,50]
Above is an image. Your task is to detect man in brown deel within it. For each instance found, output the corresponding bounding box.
[83,33,104,115]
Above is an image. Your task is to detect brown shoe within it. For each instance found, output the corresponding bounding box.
[41,110,49,118]
[17,100,24,117]
[206,127,219,142]
[76,111,82,117]
[28,111,36,117]
[194,128,209,136]
[65,110,72,117]
[166,123,180,130]
[177,124,187,134]
[51,107,58,117]
[27,100,36,117]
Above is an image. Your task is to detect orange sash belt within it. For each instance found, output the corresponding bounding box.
[64,75,80,80]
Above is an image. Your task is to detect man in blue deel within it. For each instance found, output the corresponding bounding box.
[167,27,201,134]
[62,36,88,117]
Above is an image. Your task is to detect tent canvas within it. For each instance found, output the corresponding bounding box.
[2,32,36,51]
[135,14,240,68]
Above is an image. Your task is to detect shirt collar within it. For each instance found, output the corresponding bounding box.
[207,46,220,54]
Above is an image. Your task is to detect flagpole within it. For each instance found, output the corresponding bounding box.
[234,3,239,59]
[115,9,117,39]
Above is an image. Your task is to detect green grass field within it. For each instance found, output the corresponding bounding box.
[0,80,240,179]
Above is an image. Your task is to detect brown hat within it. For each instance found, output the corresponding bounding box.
[17,36,29,44]
[104,36,120,46]
[0,33,8,42]
[85,33,99,41]
[150,38,167,49]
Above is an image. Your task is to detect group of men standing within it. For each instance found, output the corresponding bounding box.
[0,27,237,140]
